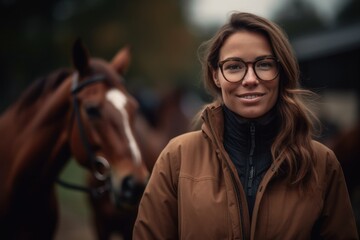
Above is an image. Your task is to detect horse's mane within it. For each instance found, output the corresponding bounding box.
[16,68,73,112]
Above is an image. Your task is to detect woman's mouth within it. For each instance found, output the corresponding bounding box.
[238,93,265,99]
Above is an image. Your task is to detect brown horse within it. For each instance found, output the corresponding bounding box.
[329,121,360,231]
[135,87,196,171]
[0,39,149,239]
[331,123,360,195]
[87,87,197,240]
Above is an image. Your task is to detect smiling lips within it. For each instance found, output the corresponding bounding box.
[238,93,265,100]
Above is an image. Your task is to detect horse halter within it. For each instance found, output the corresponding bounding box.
[56,72,111,198]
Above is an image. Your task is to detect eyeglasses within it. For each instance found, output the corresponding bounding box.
[218,57,280,83]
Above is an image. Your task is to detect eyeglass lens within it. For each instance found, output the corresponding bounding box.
[221,58,279,82]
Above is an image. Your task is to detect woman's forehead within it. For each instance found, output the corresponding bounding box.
[219,31,273,61]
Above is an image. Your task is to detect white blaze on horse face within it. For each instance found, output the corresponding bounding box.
[106,89,142,166]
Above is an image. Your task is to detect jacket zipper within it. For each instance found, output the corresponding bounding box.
[247,123,256,197]
[205,110,247,240]
[223,157,246,240]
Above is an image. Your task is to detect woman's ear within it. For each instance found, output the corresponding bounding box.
[213,70,221,87]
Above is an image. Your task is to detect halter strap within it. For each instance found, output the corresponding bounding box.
[56,72,110,198]
[71,72,106,94]
[71,72,104,166]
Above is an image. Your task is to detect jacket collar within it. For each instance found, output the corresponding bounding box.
[201,103,280,151]
[222,105,279,154]
[201,103,224,144]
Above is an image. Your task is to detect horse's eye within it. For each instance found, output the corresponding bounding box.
[85,105,101,119]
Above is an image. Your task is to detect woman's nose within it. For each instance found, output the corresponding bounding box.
[241,66,259,86]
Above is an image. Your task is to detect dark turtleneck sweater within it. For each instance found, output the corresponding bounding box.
[223,105,280,218]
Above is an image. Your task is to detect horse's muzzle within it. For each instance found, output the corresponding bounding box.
[112,175,147,209]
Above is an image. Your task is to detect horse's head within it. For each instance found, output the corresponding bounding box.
[68,39,149,208]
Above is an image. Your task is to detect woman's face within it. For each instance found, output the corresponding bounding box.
[213,31,279,118]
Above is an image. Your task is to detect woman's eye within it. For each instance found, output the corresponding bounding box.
[224,62,245,71]
[256,60,274,69]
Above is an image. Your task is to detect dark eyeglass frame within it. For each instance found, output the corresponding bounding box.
[218,56,280,83]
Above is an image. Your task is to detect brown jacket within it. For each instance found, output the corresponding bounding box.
[133,105,358,239]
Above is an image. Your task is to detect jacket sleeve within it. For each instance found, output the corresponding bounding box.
[133,147,179,240]
[316,150,359,239]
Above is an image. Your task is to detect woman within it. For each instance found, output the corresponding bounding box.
[133,12,358,239]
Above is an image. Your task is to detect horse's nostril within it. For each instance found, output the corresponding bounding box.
[119,175,146,207]
[123,175,136,189]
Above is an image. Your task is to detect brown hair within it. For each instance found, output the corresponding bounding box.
[198,12,319,186]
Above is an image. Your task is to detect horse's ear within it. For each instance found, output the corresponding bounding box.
[72,38,90,76]
[111,45,131,75]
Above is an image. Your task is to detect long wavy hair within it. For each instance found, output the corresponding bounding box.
[198,12,319,186]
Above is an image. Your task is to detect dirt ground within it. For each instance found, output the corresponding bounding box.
[54,198,123,240]
[52,162,124,239]
[54,202,96,240]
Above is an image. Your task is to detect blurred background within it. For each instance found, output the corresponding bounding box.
[1,0,359,238]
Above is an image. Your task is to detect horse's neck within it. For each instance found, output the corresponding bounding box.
[24,77,74,165]
[0,78,74,194]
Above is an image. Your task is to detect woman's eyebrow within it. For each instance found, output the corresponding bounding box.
[221,55,274,62]
[254,55,274,60]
